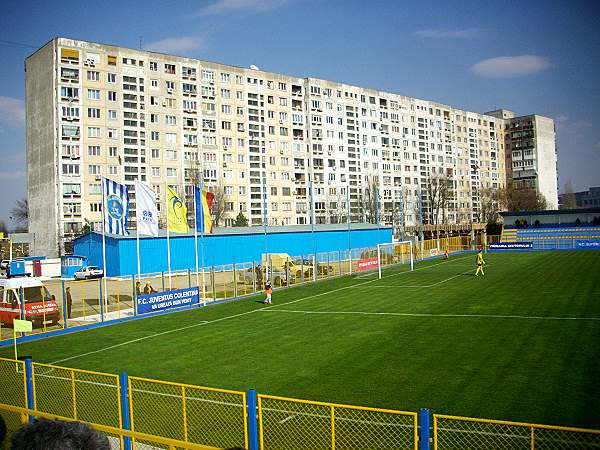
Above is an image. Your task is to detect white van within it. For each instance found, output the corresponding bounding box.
[0,277,61,328]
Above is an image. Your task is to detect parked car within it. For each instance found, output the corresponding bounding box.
[0,277,61,328]
[73,266,104,280]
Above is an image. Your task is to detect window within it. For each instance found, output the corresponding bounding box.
[62,125,80,138]
[150,61,158,71]
[107,128,117,139]
[107,55,117,66]
[166,167,177,177]
[88,127,100,138]
[87,108,101,119]
[151,149,160,159]
[87,89,100,100]
[108,91,117,102]
[62,164,80,175]
[166,133,177,144]
[108,166,118,175]
[152,167,160,177]
[166,115,177,125]
[151,131,159,141]
[88,165,101,175]
[63,183,81,196]
[164,64,176,75]
[87,71,100,81]
[60,86,79,99]
[221,72,230,82]
[166,150,177,160]
[88,145,101,156]
[61,106,80,120]
[107,73,117,83]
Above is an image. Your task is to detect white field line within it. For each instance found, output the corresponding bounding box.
[49,256,472,365]
[356,269,475,289]
[436,425,599,446]
[260,309,600,321]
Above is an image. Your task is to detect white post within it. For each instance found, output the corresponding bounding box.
[165,182,172,290]
[136,224,141,282]
[410,241,414,271]
[192,185,200,299]
[100,178,108,315]
[377,244,382,280]
[199,179,207,306]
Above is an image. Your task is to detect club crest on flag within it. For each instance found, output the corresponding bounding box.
[107,194,125,221]
[102,177,129,236]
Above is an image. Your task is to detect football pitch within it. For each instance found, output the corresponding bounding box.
[2,250,599,429]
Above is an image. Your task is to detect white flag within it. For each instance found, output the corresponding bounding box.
[135,181,159,237]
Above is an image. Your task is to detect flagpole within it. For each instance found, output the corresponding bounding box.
[199,178,207,306]
[165,182,172,290]
[135,183,141,282]
[192,183,200,301]
[100,177,108,319]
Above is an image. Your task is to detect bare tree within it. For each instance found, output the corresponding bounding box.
[478,187,502,224]
[423,175,454,235]
[499,186,547,211]
[10,197,28,232]
[362,174,379,224]
[209,179,228,228]
[326,189,347,224]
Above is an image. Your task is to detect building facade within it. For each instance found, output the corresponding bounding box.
[26,38,558,256]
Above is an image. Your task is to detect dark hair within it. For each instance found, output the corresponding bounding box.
[11,418,110,450]
[0,414,6,447]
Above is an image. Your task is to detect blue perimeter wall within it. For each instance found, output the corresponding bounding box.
[74,227,393,277]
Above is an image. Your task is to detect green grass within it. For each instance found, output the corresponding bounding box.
[2,251,599,434]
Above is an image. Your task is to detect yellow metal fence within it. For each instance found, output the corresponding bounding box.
[258,394,418,450]
[1,357,599,450]
[434,414,600,449]
[128,376,248,449]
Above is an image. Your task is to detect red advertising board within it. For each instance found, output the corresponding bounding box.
[357,257,379,271]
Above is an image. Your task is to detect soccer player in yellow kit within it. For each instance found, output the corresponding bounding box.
[475,249,485,276]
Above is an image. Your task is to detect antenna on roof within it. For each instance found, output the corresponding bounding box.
[139,36,143,50]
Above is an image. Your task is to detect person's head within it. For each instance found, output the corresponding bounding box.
[11,418,110,450]
[136,281,140,286]
[66,287,70,292]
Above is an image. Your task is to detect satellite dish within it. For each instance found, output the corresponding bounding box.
[249,64,259,70]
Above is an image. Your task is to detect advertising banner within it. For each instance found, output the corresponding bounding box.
[489,242,533,250]
[357,257,379,271]
[576,240,600,249]
[137,287,199,314]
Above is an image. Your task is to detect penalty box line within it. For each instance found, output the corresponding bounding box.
[49,256,471,366]
[358,268,481,289]
[260,309,600,322]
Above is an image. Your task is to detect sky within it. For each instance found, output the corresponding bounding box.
[0,0,599,226]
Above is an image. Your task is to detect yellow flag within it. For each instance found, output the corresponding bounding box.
[167,186,189,233]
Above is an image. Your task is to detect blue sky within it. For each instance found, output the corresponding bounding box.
[0,0,599,225]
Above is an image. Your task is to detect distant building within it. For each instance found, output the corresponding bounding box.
[573,187,600,208]
[26,38,559,256]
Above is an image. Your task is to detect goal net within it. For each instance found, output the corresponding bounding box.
[377,241,414,279]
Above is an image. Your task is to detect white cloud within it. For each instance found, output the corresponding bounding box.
[144,37,205,54]
[554,115,592,135]
[0,97,25,128]
[415,28,482,39]
[198,0,289,15]
[471,55,551,78]
[0,170,25,180]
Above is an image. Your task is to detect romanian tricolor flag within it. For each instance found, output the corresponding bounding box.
[195,186,214,234]
[166,186,189,233]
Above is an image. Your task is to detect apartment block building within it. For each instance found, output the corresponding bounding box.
[26,38,557,256]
